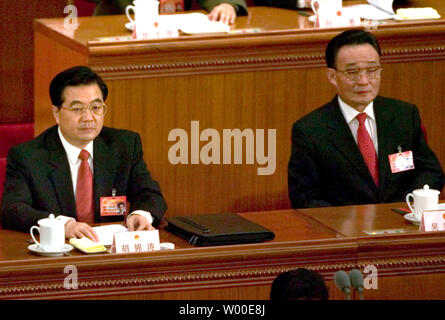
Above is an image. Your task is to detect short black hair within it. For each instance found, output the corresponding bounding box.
[270,268,328,300]
[49,65,108,107]
[325,29,381,69]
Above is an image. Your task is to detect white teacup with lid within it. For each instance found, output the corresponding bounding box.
[126,0,160,39]
[30,214,65,252]
[406,185,440,220]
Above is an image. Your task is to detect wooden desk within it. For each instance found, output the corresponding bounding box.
[1,204,445,300]
[34,3,445,218]
[299,203,445,299]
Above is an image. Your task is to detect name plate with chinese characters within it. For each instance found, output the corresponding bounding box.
[112,230,160,254]
[419,210,445,232]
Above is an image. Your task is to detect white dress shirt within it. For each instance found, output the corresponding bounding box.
[337,97,379,155]
[56,127,153,226]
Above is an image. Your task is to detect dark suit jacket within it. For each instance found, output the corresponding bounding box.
[288,96,444,208]
[92,0,248,16]
[0,126,167,232]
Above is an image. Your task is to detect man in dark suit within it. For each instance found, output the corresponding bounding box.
[0,66,167,241]
[288,30,444,208]
[90,0,248,25]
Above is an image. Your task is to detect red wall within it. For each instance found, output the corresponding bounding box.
[0,1,65,124]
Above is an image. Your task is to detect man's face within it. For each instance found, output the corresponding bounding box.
[52,83,105,148]
[327,43,381,111]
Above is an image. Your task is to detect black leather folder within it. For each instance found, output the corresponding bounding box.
[165,212,275,246]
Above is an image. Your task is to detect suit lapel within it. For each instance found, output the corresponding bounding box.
[47,129,77,218]
[374,97,398,199]
[93,134,117,218]
[326,98,378,192]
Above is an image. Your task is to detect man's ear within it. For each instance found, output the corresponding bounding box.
[52,106,60,124]
[326,68,337,87]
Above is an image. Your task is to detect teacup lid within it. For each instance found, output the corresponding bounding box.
[413,184,440,196]
[38,214,64,227]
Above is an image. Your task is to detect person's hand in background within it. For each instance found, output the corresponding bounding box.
[208,3,237,24]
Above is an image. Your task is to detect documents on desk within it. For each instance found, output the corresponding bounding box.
[69,225,162,254]
[93,224,128,246]
[346,0,441,20]
[125,13,231,38]
[69,237,107,254]
[168,13,231,34]
[69,224,128,253]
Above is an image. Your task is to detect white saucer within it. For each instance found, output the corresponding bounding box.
[125,22,134,31]
[28,244,73,256]
[404,213,421,226]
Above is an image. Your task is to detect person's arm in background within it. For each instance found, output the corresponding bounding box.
[252,0,310,10]
[93,0,246,24]
[92,0,134,15]
[200,0,248,24]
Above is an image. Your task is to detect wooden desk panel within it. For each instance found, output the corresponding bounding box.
[298,202,420,237]
[34,4,445,218]
[300,203,445,299]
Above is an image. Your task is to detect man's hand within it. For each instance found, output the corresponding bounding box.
[207,3,237,25]
[126,214,155,231]
[65,220,99,242]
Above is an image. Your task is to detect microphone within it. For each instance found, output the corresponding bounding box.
[349,269,364,300]
[334,270,351,300]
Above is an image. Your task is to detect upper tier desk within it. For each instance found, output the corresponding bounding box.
[1,203,445,299]
[34,2,445,217]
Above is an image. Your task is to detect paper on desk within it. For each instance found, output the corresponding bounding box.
[69,237,107,253]
[93,224,128,246]
[346,5,394,20]
[347,0,440,21]
[395,8,441,20]
[344,0,396,20]
[125,13,230,34]
[161,13,230,34]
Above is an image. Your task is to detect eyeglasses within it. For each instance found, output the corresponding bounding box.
[335,66,382,81]
[60,102,107,116]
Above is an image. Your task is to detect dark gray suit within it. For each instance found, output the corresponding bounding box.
[288,96,444,208]
[0,125,167,232]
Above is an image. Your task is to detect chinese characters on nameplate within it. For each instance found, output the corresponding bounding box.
[112,230,161,253]
[419,210,445,232]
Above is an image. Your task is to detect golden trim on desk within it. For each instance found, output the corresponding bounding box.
[3,256,445,297]
[92,45,445,77]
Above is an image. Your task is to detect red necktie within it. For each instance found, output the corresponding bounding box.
[76,149,94,223]
[356,113,379,187]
